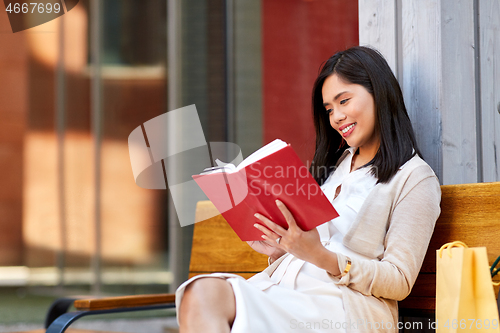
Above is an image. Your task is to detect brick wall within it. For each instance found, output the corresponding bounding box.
[0,10,28,266]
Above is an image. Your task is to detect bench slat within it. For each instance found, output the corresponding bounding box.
[188,272,258,279]
[401,182,500,310]
[74,294,175,311]
[420,182,500,273]
[189,201,268,274]
[399,297,436,311]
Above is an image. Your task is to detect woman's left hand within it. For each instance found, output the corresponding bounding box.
[254,200,324,263]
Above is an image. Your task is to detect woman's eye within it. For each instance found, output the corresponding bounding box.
[340,98,350,105]
[325,108,333,115]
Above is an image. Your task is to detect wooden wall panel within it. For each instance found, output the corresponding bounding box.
[440,0,478,185]
[400,0,443,180]
[480,0,500,182]
[360,0,500,185]
[358,0,397,75]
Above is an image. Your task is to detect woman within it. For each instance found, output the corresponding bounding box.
[176,46,441,333]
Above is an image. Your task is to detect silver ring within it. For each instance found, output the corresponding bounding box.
[276,237,282,244]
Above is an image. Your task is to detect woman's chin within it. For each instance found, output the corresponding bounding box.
[344,139,356,148]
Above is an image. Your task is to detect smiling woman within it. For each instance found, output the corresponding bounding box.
[175,46,441,333]
[311,46,420,185]
[322,74,379,171]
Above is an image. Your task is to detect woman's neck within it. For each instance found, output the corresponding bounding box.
[350,144,379,172]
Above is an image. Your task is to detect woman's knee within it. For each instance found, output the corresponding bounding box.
[184,277,235,305]
[179,278,236,327]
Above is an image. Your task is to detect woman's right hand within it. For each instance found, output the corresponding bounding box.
[246,240,287,262]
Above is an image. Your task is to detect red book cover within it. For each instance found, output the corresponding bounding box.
[192,144,339,241]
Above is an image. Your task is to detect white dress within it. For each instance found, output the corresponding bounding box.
[176,147,377,332]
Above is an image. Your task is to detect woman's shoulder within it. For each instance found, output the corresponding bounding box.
[387,154,441,198]
[398,154,438,180]
[372,154,440,196]
[361,155,440,218]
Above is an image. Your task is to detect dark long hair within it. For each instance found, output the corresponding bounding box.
[310,46,420,185]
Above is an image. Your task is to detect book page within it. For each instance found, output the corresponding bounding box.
[198,139,287,175]
[236,139,287,171]
[199,159,236,174]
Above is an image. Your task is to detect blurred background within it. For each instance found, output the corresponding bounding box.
[0,0,358,330]
[1,0,500,331]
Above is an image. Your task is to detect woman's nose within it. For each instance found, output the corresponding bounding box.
[331,111,347,125]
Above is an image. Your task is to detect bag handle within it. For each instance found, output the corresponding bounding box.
[491,255,500,286]
[438,241,500,287]
[491,255,500,277]
[438,241,468,258]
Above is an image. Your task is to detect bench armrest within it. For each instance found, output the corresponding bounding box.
[74,293,176,311]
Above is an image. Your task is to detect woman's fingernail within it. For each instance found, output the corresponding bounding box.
[276,200,282,205]
[254,223,259,228]
[254,213,260,218]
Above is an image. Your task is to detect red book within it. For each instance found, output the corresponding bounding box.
[192,139,339,241]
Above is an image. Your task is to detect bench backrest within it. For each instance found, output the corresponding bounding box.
[399,181,500,312]
[189,201,267,279]
[189,182,500,312]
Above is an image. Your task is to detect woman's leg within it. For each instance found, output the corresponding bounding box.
[179,277,237,333]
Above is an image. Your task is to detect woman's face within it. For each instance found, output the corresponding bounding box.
[322,74,380,153]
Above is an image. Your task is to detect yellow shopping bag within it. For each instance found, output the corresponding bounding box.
[436,241,500,332]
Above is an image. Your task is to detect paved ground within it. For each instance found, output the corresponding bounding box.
[0,318,179,333]
[0,287,179,333]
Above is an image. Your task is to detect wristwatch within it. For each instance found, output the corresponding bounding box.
[342,256,352,277]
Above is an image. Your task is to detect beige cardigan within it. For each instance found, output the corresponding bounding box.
[263,153,441,332]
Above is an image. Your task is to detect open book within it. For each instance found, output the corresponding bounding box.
[192,139,339,241]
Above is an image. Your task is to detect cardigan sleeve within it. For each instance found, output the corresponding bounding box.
[332,174,441,301]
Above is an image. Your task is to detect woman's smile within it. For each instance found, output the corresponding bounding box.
[339,122,357,137]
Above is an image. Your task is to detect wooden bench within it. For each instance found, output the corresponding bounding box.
[42,182,500,332]
[399,181,500,314]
